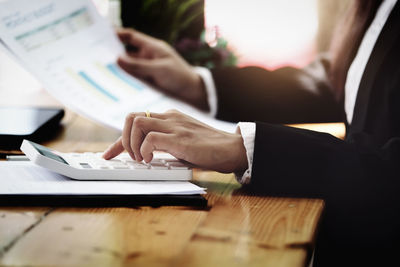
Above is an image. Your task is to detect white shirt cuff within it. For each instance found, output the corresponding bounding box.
[235,122,256,184]
[193,66,218,117]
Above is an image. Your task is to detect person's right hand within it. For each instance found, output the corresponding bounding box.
[117,28,209,111]
[102,110,248,174]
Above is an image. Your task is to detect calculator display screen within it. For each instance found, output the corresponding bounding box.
[30,141,69,165]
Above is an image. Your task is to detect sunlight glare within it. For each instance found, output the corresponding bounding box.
[205,0,319,69]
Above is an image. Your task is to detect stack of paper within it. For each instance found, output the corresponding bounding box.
[0,0,236,133]
[0,162,206,195]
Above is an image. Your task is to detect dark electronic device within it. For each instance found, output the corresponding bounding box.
[0,107,64,150]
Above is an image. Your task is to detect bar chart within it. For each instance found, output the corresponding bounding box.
[15,7,93,51]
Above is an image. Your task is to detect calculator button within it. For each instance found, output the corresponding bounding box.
[164,159,182,164]
[119,156,133,162]
[149,162,167,170]
[64,152,191,177]
[98,166,110,169]
[169,166,189,170]
[108,163,127,169]
[150,162,165,166]
[168,161,186,167]
[107,160,124,164]
[107,159,121,163]
[131,164,149,169]
[112,166,129,169]
[168,162,189,170]
[151,165,169,170]
[79,163,92,169]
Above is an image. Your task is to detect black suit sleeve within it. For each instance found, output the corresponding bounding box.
[211,59,343,124]
[246,122,400,265]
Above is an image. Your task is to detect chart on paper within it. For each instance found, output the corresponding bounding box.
[65,62,146,104]
[0,0,236,132]
[15,7,93,52]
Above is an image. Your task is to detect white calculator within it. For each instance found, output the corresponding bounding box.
[20,140,192,181]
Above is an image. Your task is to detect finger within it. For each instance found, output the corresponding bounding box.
[117,28,140,44]
[117,56,161,77]
[142,112,168,120]
[117,28,157,47]
[130,119,145,162]
[102,136,124,160]
[130,116,172,161]
[122,112,141,160]
[140,132,174,163]
[117,28,132,44]
[133,116,172,134]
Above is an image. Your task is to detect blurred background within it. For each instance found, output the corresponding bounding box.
[0,0,350,104]
[118,0,350,69]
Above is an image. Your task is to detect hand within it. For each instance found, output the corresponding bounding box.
[103,110,248,173]
[117,28,209,111]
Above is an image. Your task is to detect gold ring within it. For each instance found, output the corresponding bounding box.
[145,110,151,118]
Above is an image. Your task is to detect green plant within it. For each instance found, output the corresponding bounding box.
[175,30,237,68]
[129,0,237,68]
[141,0,203,45]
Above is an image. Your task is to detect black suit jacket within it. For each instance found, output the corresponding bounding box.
[211,2,400,266]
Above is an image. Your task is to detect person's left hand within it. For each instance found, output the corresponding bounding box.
[116,28,209,111]
[103,110,248,173]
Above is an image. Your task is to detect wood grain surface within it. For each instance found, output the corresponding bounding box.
[0,91,327,266]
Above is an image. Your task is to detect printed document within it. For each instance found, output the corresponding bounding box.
[0,0,235,132]
[0,162,206,195]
